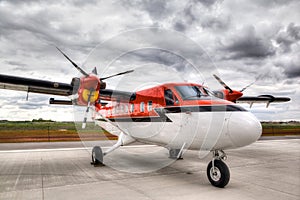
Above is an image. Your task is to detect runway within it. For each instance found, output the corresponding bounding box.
[0,139,299,200]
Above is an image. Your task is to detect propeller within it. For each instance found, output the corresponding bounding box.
[213,74,255,93]
[56,47,134,129]
[213,74,233,93]
[57,47,134,81]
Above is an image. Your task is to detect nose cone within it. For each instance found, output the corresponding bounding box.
[228,112,262,148]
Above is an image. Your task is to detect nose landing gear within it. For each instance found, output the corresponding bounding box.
[207,150,230,188]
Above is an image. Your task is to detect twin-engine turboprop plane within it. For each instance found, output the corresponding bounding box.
[0,48,290,188]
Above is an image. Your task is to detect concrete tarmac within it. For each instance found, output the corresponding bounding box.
[0,139,299,200]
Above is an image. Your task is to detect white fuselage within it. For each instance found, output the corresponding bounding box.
[96,110,262,151]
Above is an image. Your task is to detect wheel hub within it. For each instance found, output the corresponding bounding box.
[210,167,221,182]
[92,151,96,162]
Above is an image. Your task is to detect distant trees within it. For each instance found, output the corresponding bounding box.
[32,118,54,122]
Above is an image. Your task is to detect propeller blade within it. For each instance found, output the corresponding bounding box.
[240,80,256,92]
[56,47,89,77]
[82,90,94,129]
[82,105,90,129]
[92,67,98,75]
[213,74,233,93]
[100,70,134,81]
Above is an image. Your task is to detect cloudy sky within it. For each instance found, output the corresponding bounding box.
[0,0,299,121]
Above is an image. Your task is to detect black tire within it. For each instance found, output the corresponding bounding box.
[207,159,230,188]
[92,146,103,165]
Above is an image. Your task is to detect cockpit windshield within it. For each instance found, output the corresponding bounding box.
[175,85,208,100]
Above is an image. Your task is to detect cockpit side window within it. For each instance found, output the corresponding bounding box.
[164,89,175,106]
[175,85,203,100]
[213,91,224,99]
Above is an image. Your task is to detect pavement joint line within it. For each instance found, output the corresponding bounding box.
[0,145,157,153]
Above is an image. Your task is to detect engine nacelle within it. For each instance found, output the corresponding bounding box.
[73,75,101,106]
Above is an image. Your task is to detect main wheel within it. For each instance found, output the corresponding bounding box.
[207,159,230,188]
[92,146,103,165]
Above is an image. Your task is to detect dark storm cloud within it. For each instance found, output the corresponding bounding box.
[285,67,300,78]
[276,23,300,52]
[174,21,187,32]
[172,4,195,32]
[201,16,230,31]
[172,3,200,31]
[284,61,300,78]
[0,0,97,6]
[142,0,167,19]
[183,4,197,23]
[193,0,220,7]
[253,0,297,7]
[5,60,28,68]
[220,26,276,59]
[172,1,230,33]
[120,0,168,20]
[70,0,98,7]
[0,2,96,55]
[0,0,37,4]
[275,56,300,78]
[117,49,188,72]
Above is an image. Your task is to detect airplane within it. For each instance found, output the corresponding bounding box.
[0,48,290,188]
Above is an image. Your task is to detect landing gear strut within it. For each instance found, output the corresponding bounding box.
[169,149,183,159]
[207,150,230,188]
[169,143,186,160]
[90,133,126,166]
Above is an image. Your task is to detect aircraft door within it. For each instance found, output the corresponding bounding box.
[164,89,178,106]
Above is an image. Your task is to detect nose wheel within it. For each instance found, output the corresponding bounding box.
[207,150,230,188]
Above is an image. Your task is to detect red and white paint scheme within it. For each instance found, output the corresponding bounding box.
[94,83,262,152]
[0,48,290,188]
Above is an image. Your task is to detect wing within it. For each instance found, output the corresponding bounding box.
[0,74,135,104]
[100,89,136,102]
[0,74,73,96]
[236,95,291,108]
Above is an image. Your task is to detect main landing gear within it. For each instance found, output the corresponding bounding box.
[91,135,124,166]
[207,150,230,188]
[169,143,186,160]
[91,146,104,166]
[169,149,183,159]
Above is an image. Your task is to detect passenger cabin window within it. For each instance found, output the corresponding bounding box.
[147,101,153,111]
[164,89,176,106]
[130,104,134,113]
[124,105,128,113]
[140,102,145,112]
